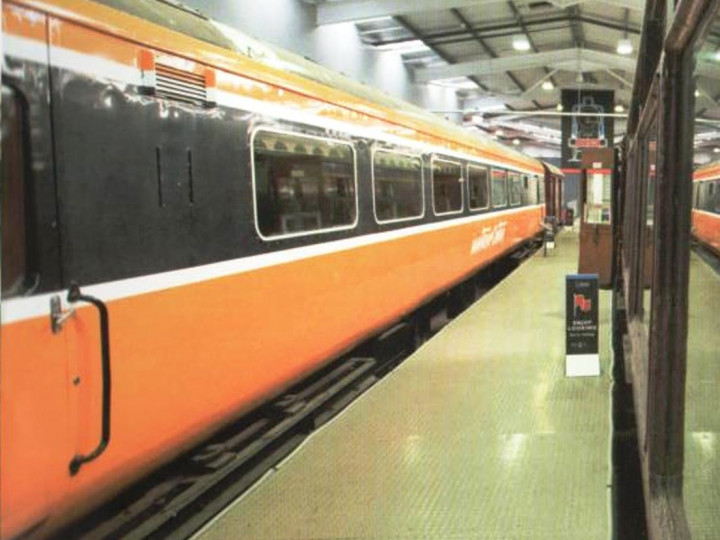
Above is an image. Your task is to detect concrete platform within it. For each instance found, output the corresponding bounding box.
[684,253,720,540]
[194,232,612,540]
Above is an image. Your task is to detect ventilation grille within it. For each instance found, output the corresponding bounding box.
[155,63,207,105]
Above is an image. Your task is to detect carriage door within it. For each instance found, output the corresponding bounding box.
[1,5,75,537]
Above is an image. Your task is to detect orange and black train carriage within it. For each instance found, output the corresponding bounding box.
[1,1,563,538]
[692,160,720,255]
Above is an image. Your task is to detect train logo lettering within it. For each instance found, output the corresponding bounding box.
[471,221,508,255]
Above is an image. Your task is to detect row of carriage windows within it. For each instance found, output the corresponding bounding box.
[1,92,545,297]
[253,129,542,238]
[694,180,720,214]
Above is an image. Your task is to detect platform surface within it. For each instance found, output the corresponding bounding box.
[195,232,611,540]
[684,252,720,540]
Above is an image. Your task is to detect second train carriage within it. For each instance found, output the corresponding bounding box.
[0,1,558,538]
[542,161,564,224]
[692,161,720,255]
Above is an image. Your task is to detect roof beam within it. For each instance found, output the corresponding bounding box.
[605,68,634,87]
[394,15,491,93]
[415,48,637,82]
[371,14,641,48]
[566,5,599,84]
[318,0,487,25]
[697,84,720,109]
[449,8,537,105]
[568,6,586,48]
[463,86,633,111]
[507,1,561,93]
[316,0,644,26]
[548,0,643,9]
[698,63,720,80]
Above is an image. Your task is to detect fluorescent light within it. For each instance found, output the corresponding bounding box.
[430,77,478,90]
[541,80,554,91]
[614,104,624,113]
[512,35,531,52]
[354,16,393,25]
[617,38,633,55]
[375,39,430,54]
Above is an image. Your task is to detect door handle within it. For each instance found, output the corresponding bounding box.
[67,282,112,476]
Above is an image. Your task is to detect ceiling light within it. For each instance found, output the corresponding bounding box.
[556,104,563,111]
[695,89,701,97]
[617,38,633,55]
[714,147,720,153]
[354,16,393,25]
[614,104,624,113]
[375,39,430,54]
[575,72,584,83]
[496,129,505,137]
[714,50,720,62]
[512,35,531,52]
[541,80,554,91]
[512,138,521,146]
[431,77,479,90]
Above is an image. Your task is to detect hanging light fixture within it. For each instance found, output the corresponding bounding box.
[556,104,563,112]
[512,34,531,51]
[512,138,521,146]
[541,80,554,91]
[617,38,633,55]
[614,104,625,113]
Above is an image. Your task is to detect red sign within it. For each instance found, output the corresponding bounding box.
[574,293,592,314]
[574,138,605,148]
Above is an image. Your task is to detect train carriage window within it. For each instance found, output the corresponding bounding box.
[1,87,29,298]
[714,180,720,214]
[508,172,523,206]
[699,182,711,212]
[693,183,698,209]
[432,158,463,215]
[525,175,538,205]
[706,182,714,212]
[467,164,490,211]
[538,176,545,205]
[372,149,424,222]
[491,169,508,208]
[252,129,357,239]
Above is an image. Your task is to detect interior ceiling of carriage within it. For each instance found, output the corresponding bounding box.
[310,0,720,158]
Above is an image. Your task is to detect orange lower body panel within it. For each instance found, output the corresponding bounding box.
[693,210,720,256]
[1,208,541,539]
